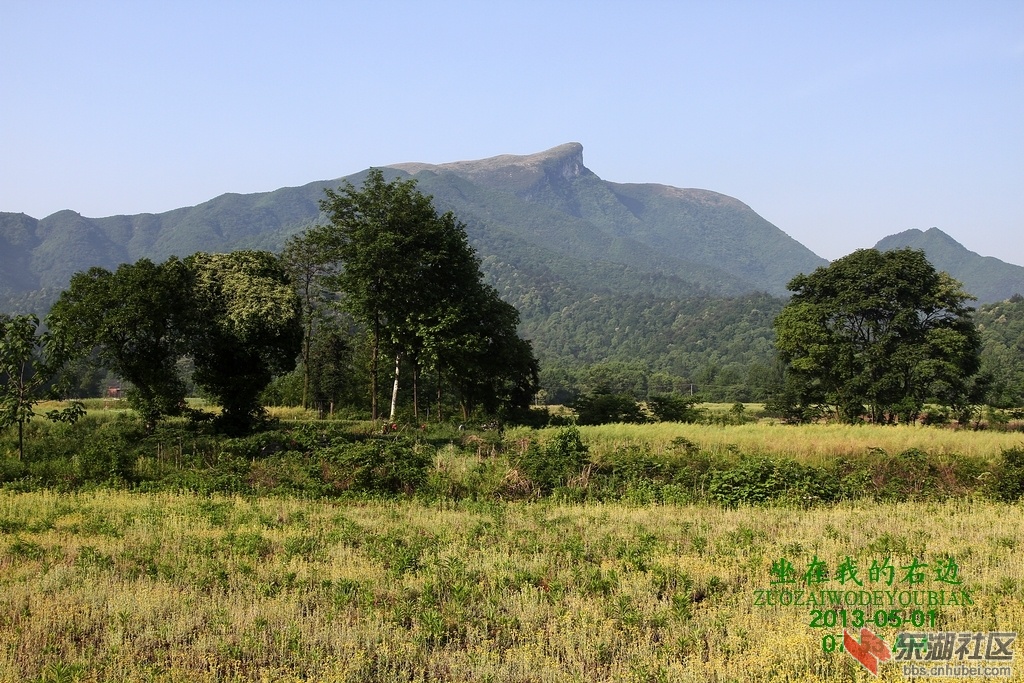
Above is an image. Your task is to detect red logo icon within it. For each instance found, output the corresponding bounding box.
[844,628,892,675]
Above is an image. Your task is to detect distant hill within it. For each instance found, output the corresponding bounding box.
[874,228,1024,303]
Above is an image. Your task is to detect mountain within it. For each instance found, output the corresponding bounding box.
[6,143,1017,400]
[874,228,1024,304]
[0,144,825,301]
[390,143,827,297]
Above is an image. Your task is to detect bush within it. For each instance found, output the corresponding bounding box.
[319,438,433,495]
[921,407,950,426]
[222,432,305,460]
[864,448,978,501]
[646,394,702,423]
[0,456,27,484]
[709,456,840,507]
[574,389,645,425]
[987,447,1024,502]
[517,426,590,492]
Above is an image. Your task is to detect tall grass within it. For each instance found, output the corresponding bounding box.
[569,422,1024,464]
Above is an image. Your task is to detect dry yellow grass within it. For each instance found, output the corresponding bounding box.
[1,490,1021,682]
[564,422,1024,464]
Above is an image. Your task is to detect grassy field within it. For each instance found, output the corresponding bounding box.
[2,412,1023,680]
[560,422,1024,463]
[1,489,1022,682]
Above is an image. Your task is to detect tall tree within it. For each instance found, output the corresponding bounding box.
[281,226,342,409]
[442,285,540,420]
[319,169,472,420]
[46,258,194,429]
[0,314,52,459]
[318,169,539,421]
[402,210,486,419]
[320,169,440,419]
[306,320,355,415]
[774,248,981,423]
[185,251,303,432]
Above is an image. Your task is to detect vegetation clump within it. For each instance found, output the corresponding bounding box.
[0,415,1016,506]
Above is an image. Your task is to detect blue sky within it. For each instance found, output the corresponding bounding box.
[2,1,1022,265]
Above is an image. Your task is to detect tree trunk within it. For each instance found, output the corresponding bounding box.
[17,419,24,461]
[389,353,401,421]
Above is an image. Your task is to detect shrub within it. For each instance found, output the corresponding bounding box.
[320,438,433,495]
[246,455,319,496]
[573,389,645,425]
[646,394,702,423]
[987,447,1024,502]
[921,407,950,426]
[517,426,590,492]
[79,418,144,483]
[853,448,977,501]
[222,431,305,460]
[709,456,840,507]
[0,456,26,483]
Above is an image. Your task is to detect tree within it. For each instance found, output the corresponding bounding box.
[774,248,981,423]
[400,210,487,420]
[306,319,356,415]
[185,251,303,432]
[975,296,1024,408]
[47,253,301,433]
[319,169,443,420]
[573,387,646,425]
[46,259,194,429]
[281,226,342,409]
[434,283,540,421]
[318,169,539,421]
[0,314,52,459]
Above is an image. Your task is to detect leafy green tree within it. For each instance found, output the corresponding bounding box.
[185,251,303,432]
[573,387,646,425]
[975,295,1024,408]
[319,169,539,421]
[280,226,341,409]
[306,319,356,414]
[46,259,194,428]
[646,393,703,423]
[0,314,52,459]
[401,210,489,420]
[440,284,540,421]
[774,248,981,423]
[319,169,444,420]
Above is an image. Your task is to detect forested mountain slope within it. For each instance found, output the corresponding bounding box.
[875,228,1024,303]
[975,295,1024,406]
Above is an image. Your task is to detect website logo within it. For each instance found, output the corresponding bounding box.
[844,628,892,675]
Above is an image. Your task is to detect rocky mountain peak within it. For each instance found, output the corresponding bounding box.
[387,143,588,191]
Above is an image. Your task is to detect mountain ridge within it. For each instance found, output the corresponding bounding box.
[2,144,1021,308]
[874,227,1024,304]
